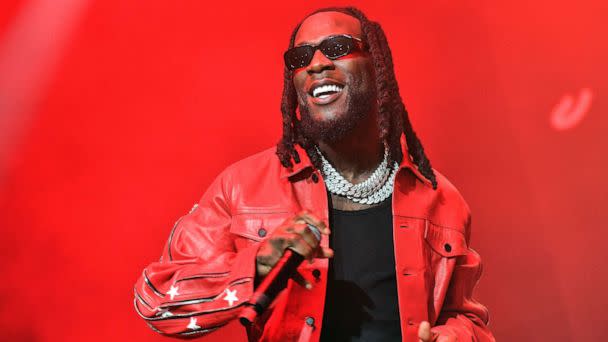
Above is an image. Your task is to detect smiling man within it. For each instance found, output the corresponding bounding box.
[134,7,494,342]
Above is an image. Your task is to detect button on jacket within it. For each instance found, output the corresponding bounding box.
[133,139,495,341]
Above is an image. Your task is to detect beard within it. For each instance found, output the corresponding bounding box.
[298,80,375,144]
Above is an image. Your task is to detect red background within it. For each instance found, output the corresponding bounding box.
[1,0,607,341]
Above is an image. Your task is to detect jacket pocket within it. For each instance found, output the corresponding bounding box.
[424,221,468,258]
[423,221,469,322]
[230,211,293,243]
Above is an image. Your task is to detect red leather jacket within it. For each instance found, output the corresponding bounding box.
[134,140,494,341]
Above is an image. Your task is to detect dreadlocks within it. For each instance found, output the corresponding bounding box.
[276,6,438,190]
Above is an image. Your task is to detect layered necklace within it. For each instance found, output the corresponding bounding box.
[316,146,399,204]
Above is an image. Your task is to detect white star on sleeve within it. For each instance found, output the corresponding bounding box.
[167,285,179,300]
[187,317,201,330]
[223,289,238,307]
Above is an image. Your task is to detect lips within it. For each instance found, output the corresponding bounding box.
[307,79,345,105]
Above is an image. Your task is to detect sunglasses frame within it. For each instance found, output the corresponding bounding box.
[284,34,365,71]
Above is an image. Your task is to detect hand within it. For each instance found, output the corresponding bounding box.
[418,321,456,342]
[255,211,333,288]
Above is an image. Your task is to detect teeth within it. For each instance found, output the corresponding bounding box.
[312,84,343,98]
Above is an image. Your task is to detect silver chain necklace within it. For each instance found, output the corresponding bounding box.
[316,146,399,204]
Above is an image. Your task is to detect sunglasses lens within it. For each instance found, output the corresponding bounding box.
[283,36,361,70]
[284,46,313,70]
[321,36,355,59]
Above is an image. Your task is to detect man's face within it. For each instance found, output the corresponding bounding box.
[292,11,376,143]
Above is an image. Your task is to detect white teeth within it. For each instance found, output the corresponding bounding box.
[312,84,343,98]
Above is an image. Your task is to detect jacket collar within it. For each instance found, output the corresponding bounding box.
[279,144,315,179]
[279,135,433,188]
[397,135,434,188]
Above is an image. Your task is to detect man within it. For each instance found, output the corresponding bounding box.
[134,7,494,341]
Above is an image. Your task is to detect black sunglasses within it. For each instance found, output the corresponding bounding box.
[284,34,365,71]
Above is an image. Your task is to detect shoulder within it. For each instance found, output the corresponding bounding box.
[211,147,291,210]
[203,147,282,193]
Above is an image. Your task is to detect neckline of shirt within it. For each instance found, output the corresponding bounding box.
[331,196,392,216]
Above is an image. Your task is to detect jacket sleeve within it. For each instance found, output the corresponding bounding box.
[432,218,495,342]
[133,171,258,337]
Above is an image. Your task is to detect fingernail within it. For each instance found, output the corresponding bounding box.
[305,283,312,290]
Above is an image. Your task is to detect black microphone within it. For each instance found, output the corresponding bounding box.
[239,223,321,326]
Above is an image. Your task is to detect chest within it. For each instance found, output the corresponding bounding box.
[329,200,395,279]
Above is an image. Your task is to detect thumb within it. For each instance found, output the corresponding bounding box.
[418,321,432,341]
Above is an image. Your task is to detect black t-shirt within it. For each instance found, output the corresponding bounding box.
[320,197,402,341]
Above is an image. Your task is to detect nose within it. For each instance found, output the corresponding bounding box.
[306,49,334,74]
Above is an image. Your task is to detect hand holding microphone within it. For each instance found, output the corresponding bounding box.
[239,211,333,325]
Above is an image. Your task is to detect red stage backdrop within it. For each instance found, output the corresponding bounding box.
[1,1,606,341]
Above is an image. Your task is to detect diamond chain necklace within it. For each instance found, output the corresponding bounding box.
[316,146,399,204]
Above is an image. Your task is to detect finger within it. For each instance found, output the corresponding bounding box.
[295,211,329,234]
[256,240,286,270]
[256,243,282,278]
[418,321,432,342]
[268,234,289,252]
[291,222,322,247]
[284,222,307,235]
[268,230,316,261]
[291,270,312,290]
[284,221,305,233]
[315,246,334,259]
[285,233,315,260]
[256,249,282,267]
[256,263,271,278]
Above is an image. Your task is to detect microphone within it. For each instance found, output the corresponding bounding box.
[239,223,321,326]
